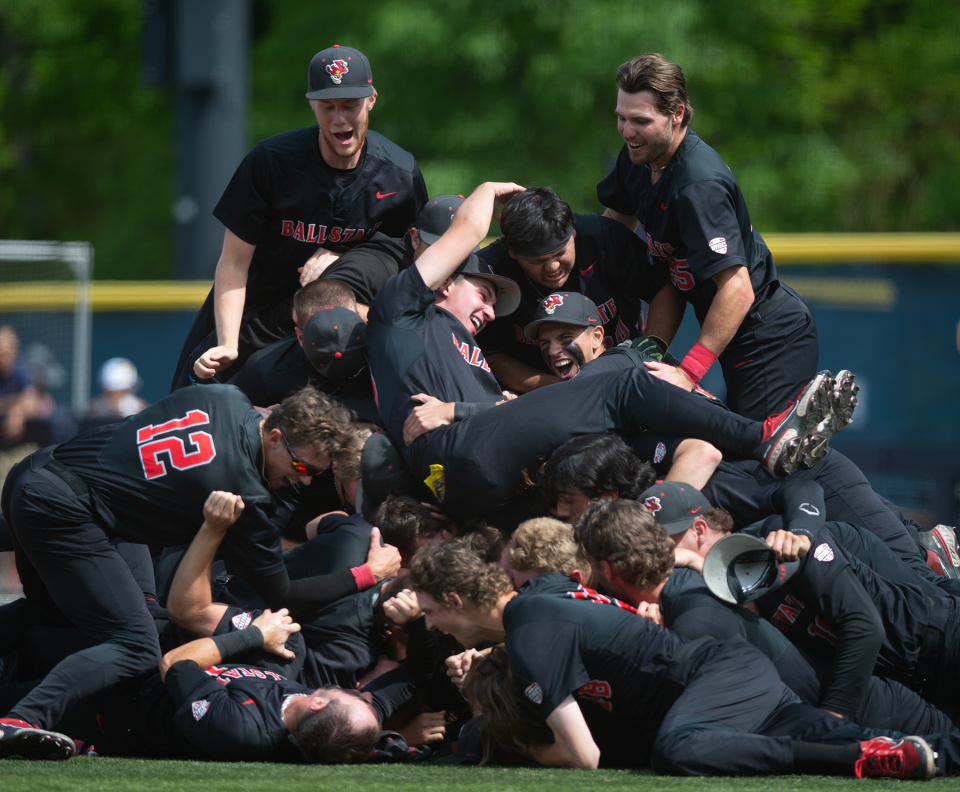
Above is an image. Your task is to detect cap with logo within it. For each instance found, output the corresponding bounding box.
[638,481,713,535]
[702,533,800,605]
[452,254,521,317]
[301,306,368,384]
[523,292,601,341]
[416,195,468,244]
[306,45,374,100]
[355,431,418,521]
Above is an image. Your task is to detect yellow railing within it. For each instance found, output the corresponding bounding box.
[0,234,956,311]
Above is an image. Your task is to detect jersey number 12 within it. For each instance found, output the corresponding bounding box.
[136,409,217,480]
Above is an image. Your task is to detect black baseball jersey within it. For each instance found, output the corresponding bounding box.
[476,214,663,371]
[366,265,503,468]
[504,573,715,742]
[52,385,284,577]
[597,129,779,324]
[214,128,427,313]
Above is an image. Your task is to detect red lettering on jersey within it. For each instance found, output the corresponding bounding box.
[328,227,342,243]
[139,432,216,480]
[807,616,838,646]
[514,326,538,345]
[352,228,364,242]
[341,229,357,243]
[293,221,306,242]
[770,594,806,633]
[306,224,318,243]
[601,298,617,321]
[221,668,242,679]
[615,316,630,344]
[264,671,284,681]
[137,409,210,444]
[468,347,485,367]
[315,225,327,243]
[597,302,610,323]
[370,222,382,235]
[281,220,294,236]
[453,334,470,362]
[577,680,613,712]
[668,258,694,290]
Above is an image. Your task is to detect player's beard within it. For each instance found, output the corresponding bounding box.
[626,124,674,167]
[321,112,369,160]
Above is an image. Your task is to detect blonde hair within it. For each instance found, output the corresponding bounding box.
[508,517,588,576]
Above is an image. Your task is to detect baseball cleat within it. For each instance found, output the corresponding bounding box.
[758,372,836,476]
[0,720,77,761]
[920,526,960,579]
[855,735,936,781]
[816,369,859,436]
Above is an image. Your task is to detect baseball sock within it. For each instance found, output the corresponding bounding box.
[792,741,861,775]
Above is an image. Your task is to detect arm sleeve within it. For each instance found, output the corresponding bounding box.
[248,567,358,614]
[771,479,827,539]
[453,402,498,421]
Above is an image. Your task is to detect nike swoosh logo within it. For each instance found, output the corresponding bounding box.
[376,191,397,199]
[660,202,668,210]
[690,506,702,514]
[580,260,597,275]
[733,359,754,369]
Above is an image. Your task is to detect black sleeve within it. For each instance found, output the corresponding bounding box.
[770,479,827,539]
[320,247,398,305]
[505,620,589,719]
[219,505,286,578]
[812,567,885,721]
[249,567,359,615]
[212,142,272,245]
[674,180,750,282]
[670,606,747,642]
[604,217,665,306]
[629,433,683,475]
[476,240,517,355]
[453,402,498,421]
[362,617,439,722]
[596,147,637,216]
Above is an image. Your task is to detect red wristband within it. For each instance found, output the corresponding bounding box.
[350,564,377,591]
[679,342,717,385]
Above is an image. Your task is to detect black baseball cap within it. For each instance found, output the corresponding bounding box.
[355,431,417,521]
[416,195,467,244]
[523,292,601,341]
[453,254,521,317]
[638,481,713,535]
[301,306,368,383]
[702,533,800,605]
[306,46,374,100]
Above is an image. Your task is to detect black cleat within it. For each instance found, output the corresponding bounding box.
[759,372,836,476]
[0,722,76,761]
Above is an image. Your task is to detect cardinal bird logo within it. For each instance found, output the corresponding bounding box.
[326,60,349,84]
[643,496,662,514]
[541,294,564,315]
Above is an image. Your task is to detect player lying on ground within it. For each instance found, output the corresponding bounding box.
[409,540,952,778]
[365,182,848,529]
[574,496,960,734]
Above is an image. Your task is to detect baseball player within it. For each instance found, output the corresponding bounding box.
[365,182,841,527]
[409,542,945,779]
[575,497,960,735]
[172,45,428,391]
[475,187,667,392]
[598,54,818,421]
[0,384,399,751]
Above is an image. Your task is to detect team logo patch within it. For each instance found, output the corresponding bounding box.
[541,294,564,314]
[643,495,662,514]
[232,612,252,631]
[524,682,543,704]
[653,442,666,464]
[708,237,727,254]
[799,503,820,516]
[814,543,835,563]
[326,59,349,84]
[192,700,210,721]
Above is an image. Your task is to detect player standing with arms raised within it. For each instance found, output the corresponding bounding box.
[172,45,428,390]
[598,54,818,420]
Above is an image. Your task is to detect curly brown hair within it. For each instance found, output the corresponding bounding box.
[462,646,554,765]
[575,498,674,592]
[508,517,588,576]
[264,385,356,461]
[409,541,513,610]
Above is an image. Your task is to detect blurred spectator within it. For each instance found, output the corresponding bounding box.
[87,358,149,419]
[0,325,42,446]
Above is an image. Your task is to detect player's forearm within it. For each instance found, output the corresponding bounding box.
[213,231,255,349]
[167,524,227,633]
[694,266,754,358]
[159,626,265,680]
[486,351,559,393]
[644,281,684,346]
[602,206,639,232]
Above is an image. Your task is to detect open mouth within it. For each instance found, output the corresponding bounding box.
[470,316,482,333]
[333,131,354,146]
[553,358,577,380]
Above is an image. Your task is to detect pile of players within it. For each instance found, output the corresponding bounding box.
[1,45,959,781]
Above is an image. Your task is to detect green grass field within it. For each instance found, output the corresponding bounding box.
[2,760,959,792]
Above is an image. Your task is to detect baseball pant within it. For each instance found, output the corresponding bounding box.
[0,456,161,729]
[719,284,819,422]
[415,368,765,526]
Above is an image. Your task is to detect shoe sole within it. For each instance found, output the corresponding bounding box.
[0,728,76,761]
[907,735,936,781]
[932,525,960,568]
[821,370,859,434]
[772,373,835,475]
[919,533,959,580]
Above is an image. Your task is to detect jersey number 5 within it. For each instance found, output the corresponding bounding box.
[136,409,217,480]
[668,258,695,291]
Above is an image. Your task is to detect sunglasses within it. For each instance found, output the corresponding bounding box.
[279,424,329,477]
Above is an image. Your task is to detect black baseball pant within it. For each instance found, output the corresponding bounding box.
[415,367,765,527]
[719,284,819,422]
[0,453,161,729]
